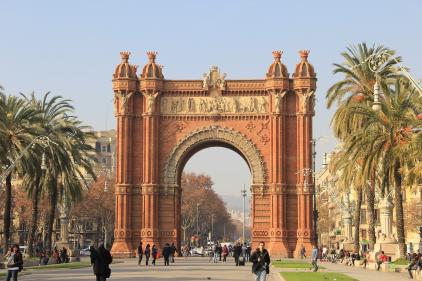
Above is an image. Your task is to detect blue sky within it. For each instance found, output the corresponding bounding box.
[1,0,421,197]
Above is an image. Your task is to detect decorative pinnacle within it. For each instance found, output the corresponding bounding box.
[272,50,283,61]
[120,51,131,62]
[147,51,157,62]
[299,50,310,61]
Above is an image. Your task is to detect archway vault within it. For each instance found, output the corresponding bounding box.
[161,125,267,188]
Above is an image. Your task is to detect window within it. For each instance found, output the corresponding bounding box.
[360,209,367,224]
[102,158,107,164]
[102,146,106,152]
[361,229,367,239]
[95,142,101,152]
[107,143,111,153]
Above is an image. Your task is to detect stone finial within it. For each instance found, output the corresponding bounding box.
[147,51,157,63]
[299,50,310,61]
[272,50,283,61]
[120,51,131,62]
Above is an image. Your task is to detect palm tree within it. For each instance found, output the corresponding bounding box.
[339,78,422,257]
[0,95,40,250]
[327,43,402,251]
[41,110,97,254]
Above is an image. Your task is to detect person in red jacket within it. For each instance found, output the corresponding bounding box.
[376,251,388,271]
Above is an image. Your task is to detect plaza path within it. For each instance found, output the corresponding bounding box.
[19,256,280,281]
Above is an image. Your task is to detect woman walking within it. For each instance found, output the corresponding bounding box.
[152,245,158,266]
[222,245,229,263]
[5,244,23,281]
[91,242,113,281]
[144,244,151,266]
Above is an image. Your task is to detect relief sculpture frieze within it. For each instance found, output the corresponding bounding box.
[160,96,269,115]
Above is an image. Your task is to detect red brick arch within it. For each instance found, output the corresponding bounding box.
[111,50,316,258]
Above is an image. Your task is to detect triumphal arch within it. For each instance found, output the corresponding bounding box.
[111,50,317,257]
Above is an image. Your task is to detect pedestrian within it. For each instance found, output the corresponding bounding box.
[234,242,242,266]
[137,242,143,266]
[407,253,419,279]
[152,245,158,266]
[300,244,306,259]
[376,251,388,271]
[60,247,69,263]
[170,243,177,263]
[360,251,369,269]
[222,245,229,263]
[53,247,61,264]
[217,243,222,262]
[250,241,271,281]
[6,244,23,281]
[91,241,113,281]
[144,244,151,266]
[311,245,319,272]
[162,243,171,266]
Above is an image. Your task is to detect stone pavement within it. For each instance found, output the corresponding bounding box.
[19,256,279,281]
[271,259,409,281]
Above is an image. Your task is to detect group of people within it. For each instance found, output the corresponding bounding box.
[4,244,24,281]
[137,242,177,266]
[52,246,70,264]
[406,252,422,279]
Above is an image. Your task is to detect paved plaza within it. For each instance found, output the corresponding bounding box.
[14,256,413,281]
[19,257,278,281]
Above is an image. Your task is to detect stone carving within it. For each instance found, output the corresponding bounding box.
[143,91,159,114]
[273,90,287,114]
[160,96,269,115]
[202,66,226,90]
[162,126,267,186]
[114,92,135,114]
[299,90,314,113]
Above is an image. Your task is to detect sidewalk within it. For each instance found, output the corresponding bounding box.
[271,259,409,281]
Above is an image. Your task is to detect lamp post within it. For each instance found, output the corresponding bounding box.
[196,203,200,237]
[241,184,247,243]
[211,213,214,243]
[310,137,325,246]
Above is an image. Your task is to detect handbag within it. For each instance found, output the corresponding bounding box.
[105,266,111,278]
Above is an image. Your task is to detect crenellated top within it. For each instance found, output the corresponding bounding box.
[141,51,164,79]
[266,51,289,79]
[113,51,138,80]
[293,50,316,78]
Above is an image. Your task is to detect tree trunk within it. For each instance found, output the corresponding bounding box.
[366,184,377,250]
[394,164,406,258]
[2,174,12,250]
[27,177,41,257]
[45,180,58,255]
[353,188,362,252]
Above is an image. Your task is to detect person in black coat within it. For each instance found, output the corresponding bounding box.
[91,242,113,281]
[233,242,242,266]
[144,244,151,266]
[137,242,143,266]
[162,243,171,266]
[250,242,271,281]
[170,243,177,263]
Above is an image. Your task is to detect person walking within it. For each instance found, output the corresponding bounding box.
[222,245,229,263]
[5,244,23,281]
[170,243,177,263]
[407,253,419,279]
[250,241,270,281]
[233,242,242,266]
[162,243,171,266]
[91,242,113,281]
[137,242,143,266]
[311,245,319,272]
[151,245,158,266]
[144,244,151,266]
[300,244,306,259]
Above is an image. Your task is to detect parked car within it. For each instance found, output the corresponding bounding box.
[79,247,91,256]
[190,247,204,256]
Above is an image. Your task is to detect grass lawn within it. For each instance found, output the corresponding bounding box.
[281,272,358,281]
[272,260,325,269]
[25,261,91,271]
[391,258,408,265]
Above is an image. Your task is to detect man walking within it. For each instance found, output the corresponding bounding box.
[311,245,319,272]
[162,243,171,266]
[137,242,143,266]
[250,241,270,281]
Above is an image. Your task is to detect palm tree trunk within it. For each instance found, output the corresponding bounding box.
[27,176,41,257]
[353,188,362,252]
[2,174,12,250]
[45,180,58,255]
[366,184,377,251]
[394,164,406,258]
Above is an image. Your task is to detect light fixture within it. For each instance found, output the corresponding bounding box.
[372,81,382,112]
[41,152,47,171]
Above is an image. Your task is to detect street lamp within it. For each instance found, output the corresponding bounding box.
[196,203,200,236]
[241,184,247,243]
